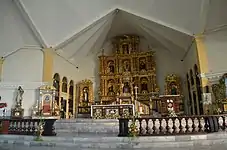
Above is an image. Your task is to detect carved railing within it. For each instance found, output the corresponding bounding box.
[118,115,227,136]
[0,118,57,136]
[91,104,134,119]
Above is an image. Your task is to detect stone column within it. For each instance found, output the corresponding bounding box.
[42,48,54,83]
[0,57,4,81]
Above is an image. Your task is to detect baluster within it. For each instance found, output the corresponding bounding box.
[198,117,202,132]
[145,119,149,135]
[27,120,31,135]
[191,117,195,133]
[152,118,155,135]
[139,118,142,135]
[185,117,189,133]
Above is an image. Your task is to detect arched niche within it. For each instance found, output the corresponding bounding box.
[62,77,68,93]
[186,73,193,115]
[53,73,60,91]
[194,64,203,114]
[190,69,194,85]
[68,80,74,117]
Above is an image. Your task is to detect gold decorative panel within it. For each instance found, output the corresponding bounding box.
[77,79,94,106]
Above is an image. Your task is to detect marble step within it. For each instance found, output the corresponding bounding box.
[0,133,227,149]
[55,119,119,134]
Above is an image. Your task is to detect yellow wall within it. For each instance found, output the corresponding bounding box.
[42,48,54,83]
[194,34,209,87]
[0,57,4,81]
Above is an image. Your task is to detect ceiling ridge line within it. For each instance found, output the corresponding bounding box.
[91,10,119,56]
[13,0,48,48]
[117,7,193,36]
[125,15,171,52]
[89,15,116,56]
[141,23,187,51]
[181,38,195,61]
[204,24,227,35]
[69,12,117,59]
[198,0,211,34]
[54,8,118,50]
[140,23,184,52]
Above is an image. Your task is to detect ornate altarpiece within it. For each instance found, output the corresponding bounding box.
[31,85,60,119]
[77,79,94,115]
[212,73,227,113]
[98,35,159,115]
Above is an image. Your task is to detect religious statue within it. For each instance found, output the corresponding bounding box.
[15,86,24,107]
[170,83,177,95]
[225,77,227,97]
[139,59,146,71]
[107,85,115,96]
[108,61,115,73]
[83,87,89,102]
[123,60,130,72]
[123,82,131,93]
[122,44,129,54]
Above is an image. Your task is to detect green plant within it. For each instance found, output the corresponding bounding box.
[34,110,45,141]
[128,117,139,139]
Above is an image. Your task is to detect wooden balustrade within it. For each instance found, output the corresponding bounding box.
[118,115,227,136]
[0,118,56,136]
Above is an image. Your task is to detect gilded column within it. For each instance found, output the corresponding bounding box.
[0,57,4,81]
[194,34,209,88]
[42,48,54,83]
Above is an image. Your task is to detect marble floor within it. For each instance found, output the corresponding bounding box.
[0,144,227,150]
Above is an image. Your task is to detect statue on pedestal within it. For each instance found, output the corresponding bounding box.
[11,86,24,118]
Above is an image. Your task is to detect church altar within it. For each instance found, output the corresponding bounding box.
[91,104,134,119]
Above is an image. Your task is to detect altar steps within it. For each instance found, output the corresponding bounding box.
[55,119,119,135]
[1,133,227,149]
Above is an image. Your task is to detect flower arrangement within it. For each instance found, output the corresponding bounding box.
[128,112,140,138]
[34,110,45,141]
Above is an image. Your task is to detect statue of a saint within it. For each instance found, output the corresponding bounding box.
[139,61,146,71]
[16,86,24,107]
[107,85,115,96]
[123,82,130,93]
[123,61,130,72]
[170,83,177,95]
[83,88,89,102]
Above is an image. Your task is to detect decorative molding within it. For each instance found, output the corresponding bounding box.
[0,82,48,90]
[200,71,227,84]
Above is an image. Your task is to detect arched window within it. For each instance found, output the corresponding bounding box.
[69,80,74,96]
[194,64,203,114]
[186,73,193,114]
[62,77,68,93]
[53,73,60,91]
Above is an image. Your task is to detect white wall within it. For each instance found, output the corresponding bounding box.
[204,30,227,73]
[0,0,43,116]
[21,0,117,46]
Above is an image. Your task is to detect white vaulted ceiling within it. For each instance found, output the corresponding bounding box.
[12,0,227,62]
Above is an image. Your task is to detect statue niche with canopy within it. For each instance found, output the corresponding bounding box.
[31,85,60,119]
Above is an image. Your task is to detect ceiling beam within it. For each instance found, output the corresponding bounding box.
[198,0,211,34]
[13,0,48,48]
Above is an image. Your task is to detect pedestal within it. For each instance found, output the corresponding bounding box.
[11,107,24,119]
